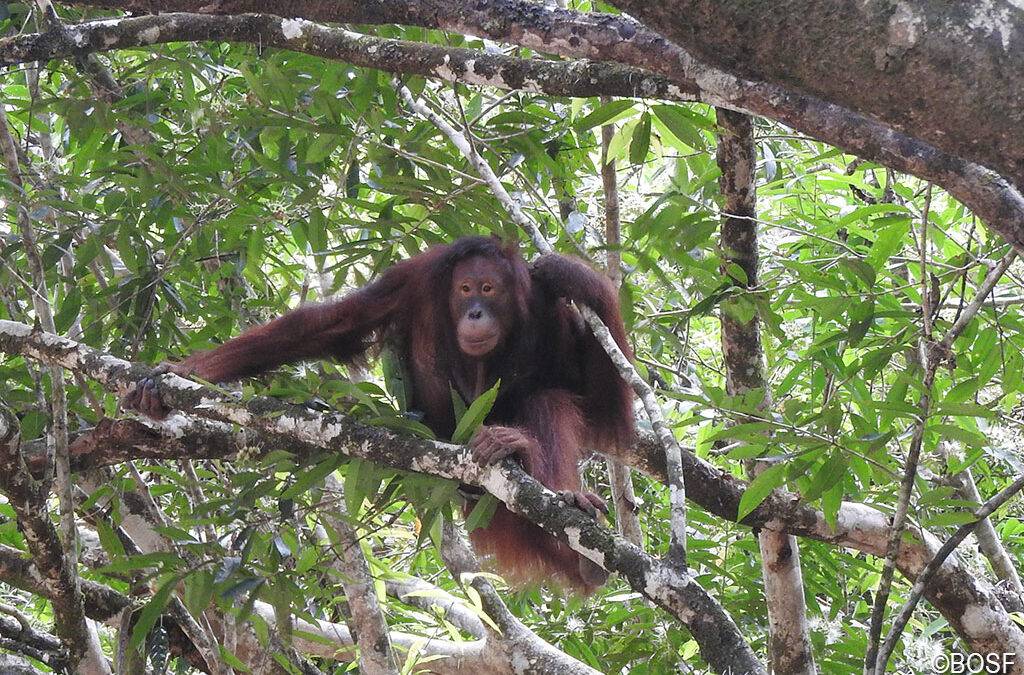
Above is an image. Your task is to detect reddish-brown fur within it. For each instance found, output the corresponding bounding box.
[128,236,634,593]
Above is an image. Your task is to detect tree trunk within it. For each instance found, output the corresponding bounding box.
[715,108,816,674]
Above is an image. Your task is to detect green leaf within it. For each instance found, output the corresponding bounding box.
[239,64,270,104]
[130,573,178,651]
[847,316,872,346]
[867,218,911,269]
[725,443,767,460]
[738,463,787,521]
[452,380,501,444]
[722,295,757,325]
[629,112,651,165]
[364,414,436,439]
[281,454,345,500]
[465,494,499,532]
[944,379,981,404]
[308,208,328,255]
[934,402,996,418]
[54,289,82,334]
[928,423,986,448]
[925,511,978,528]
[96,520,127,558]
[838,257,877,289]
[689,284,730,317]
[802,452,847,501]
[220,646,249,671]
[606,117,638,163]
[183,571,215,617]
[652,104,707,150]
[450,386,468,424]
[823,481,844,530]
[725,262,748,286]
[307,133,341,163]
[574,99,636,131]
[382,347,408,411]
[706,421,773,442]
[345,459,383,515]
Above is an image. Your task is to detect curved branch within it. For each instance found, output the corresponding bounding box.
[3,318,1022,660]
[396,80,691,569]
[610,0,1024,189]
[0,13,694,102]
[877,473,1024,672]
[319,476,399,675]
[0,542,503,674]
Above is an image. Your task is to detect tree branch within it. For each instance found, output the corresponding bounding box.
[877,473,1024,672]
[436,520,601,675]
[610,0,1024,190]
[714,107,815,675]
[0,405,109,674]
[396,79,691,570]
[599,106,643,547]
[319,476,399,675]
[866,249,1020,674]
[0,614,67,672]
[0,538,497,674]
[0,13,695,102]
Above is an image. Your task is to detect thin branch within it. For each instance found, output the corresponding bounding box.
[0,404,109,674]
[13,322,1023,659]
[0,102,107,675]
[941,450,1024,593]
[437,519,601,675]
[396,81,550,252]
[876,473,1024,670]
[0,613,67,672]
[919,184,934,339]
[599,103,643,547]
[940,252,1019,349]
[321,476,399,675]
[715,107,815,675]
[865,249,1019,675]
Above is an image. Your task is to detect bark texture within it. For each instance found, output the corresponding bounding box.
[5,318,1024,664]
[0,413,107,675]
[601,106,644,547]
[321,476,398,675]
[613,0,1024,189]
[715,109,816,675]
